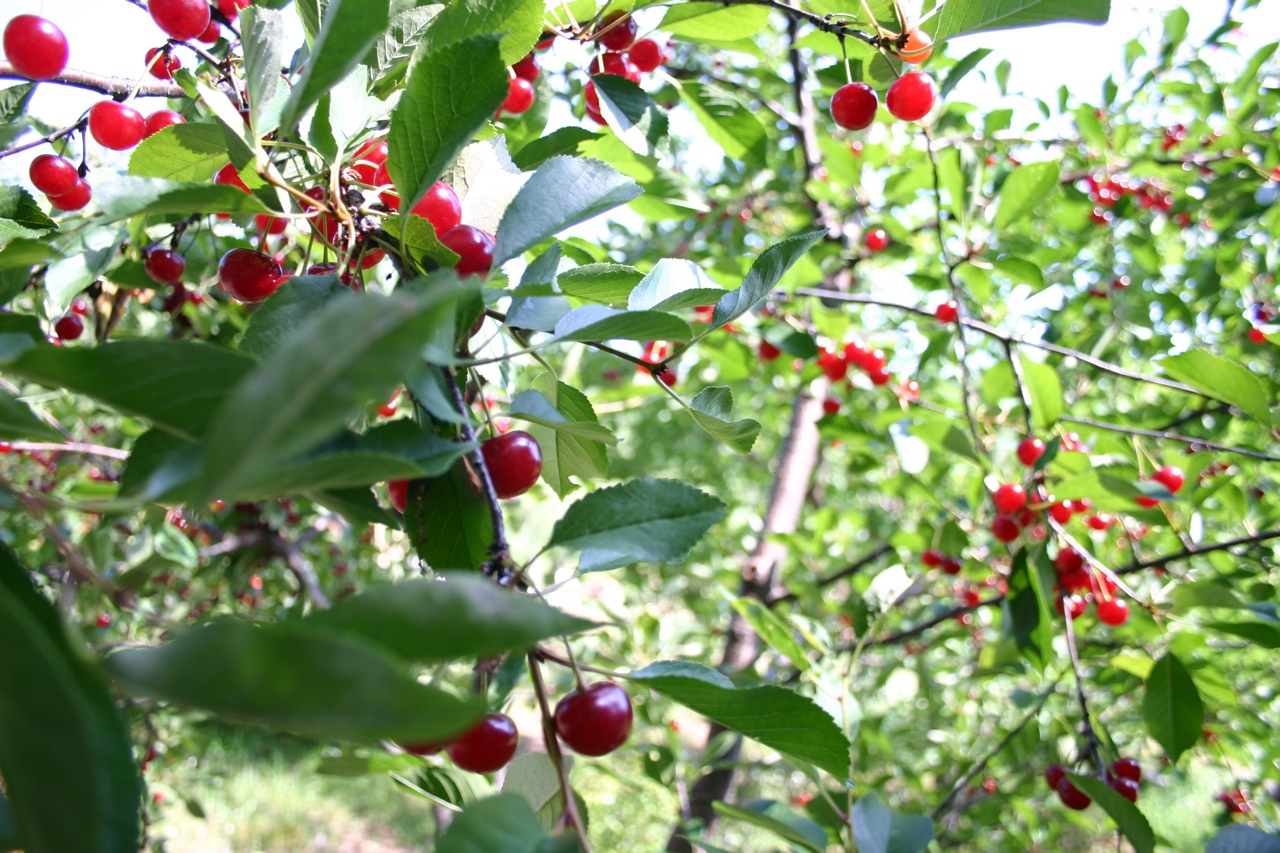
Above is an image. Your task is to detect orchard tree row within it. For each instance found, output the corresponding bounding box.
[1,0,1278,850]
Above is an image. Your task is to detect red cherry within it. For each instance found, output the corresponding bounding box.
[1248,327,1267,344]
[940,556,963,575]
[196,20,221,42]
[214,162,250,193]
[512,53,540,81]
[3,15,69,80]
[501,77,536,115]
[1046,501,1072,524]
[387,479,409,513]
[536,32,555,50]
[217,0,251,17]
[89,101,146,151]
[1090,208,1113,226]
[71,299,89,316]
[95,613,112,628]
[990,514,1020,543]
[145,47,181,80]
[48,178,92,212]
[759,340,781,361]
[447,712,518,774]
[899,29,933,64]
[480,430,542,499]
[992,483,1026,514]
[256,214,288,236]
[29,154,78,196]
[1055,776,1091,810]
[591,52,635,79]
[919,549,943,568]
[144,109,185,137]
[830,82,878,131]
[1108,776,1140,803]
[864,228,889,252]
[867,365,891,386]
[934,300,958,323]
[439,225,496,277]
[627,38,663,72]
[1056,594,1087,618]
[885,71,938,122]
[1017,437,1046,466]
[217,248,283,303]
[1151,465,1184,494]
[1053,547,1084,576]
[821,397,840,415]
[1111,758,1141,783]
[1096,597,1129,626]
[554,682,633,757]
[148,0,211,41]
[144,247,186,284]
[348,138,389,185]
[54,314,84,341]
[598,12,638,52]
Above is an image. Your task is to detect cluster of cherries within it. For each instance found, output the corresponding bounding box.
[579,13,670,125]
[1051,545,1128,626]
[1081,172,1188,228]
[1247,302,1274,345]
[401,681,633,774]
[1045,757,1142,810]
[829,29,938,131]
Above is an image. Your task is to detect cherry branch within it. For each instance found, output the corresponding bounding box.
[442,367,511,567]
[1114,528,1280,576]
[0,61,184,98]
[1058,414,1280,463]
[0,118,86,162]
[1062,603,1107,778]
[6,441,129,460]
[719,0,885,47]
[768,543,893,605]
[195,527,330,608]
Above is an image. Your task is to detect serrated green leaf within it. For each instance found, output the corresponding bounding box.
[280,0,391,132]
[127,123,229,181]
[679,80,767,165]
[409,0,541,66]
[95,178,268,220]
[404,459,493,571]
[240,275,349,359]
[558,264,644,306]
[928,0,1111,41]
[687,386,760,454]
[1066,774,1155,853]
[995,161,1061,231]
[512,127,603,171]
[524,375,610,498]
[0,390,60,441]
[1007,550,1053,671]
[593,75,669,159]
[710,232,825,332]
[851,792,934,853]
[1159,350,1272,426]
[551,305,692,343]
[240,5,287,135]
[627,259,724,313]
[729,598,811,671]
[0,187,55,250]
[1143,652,1204,762]
[1020,355,1063,429]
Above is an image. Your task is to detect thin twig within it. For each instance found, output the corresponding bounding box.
[7,441,129,460]
[768,543,893,605]
[0,61,184,98]
[1062,601,1106,778]
[1059,414,1280,463]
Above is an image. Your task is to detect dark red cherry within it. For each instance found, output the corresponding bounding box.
[387,479,409,513]
[217,248,283,303]
[554,682,633,757]
[29,154,78,196]
[144,247,186,284]
[830,82,877,131]
[1109,776,1140,803]
[480,430,542,499]
[597,12,638,52]
[990,514,1020,543]
[1044,764,1067,789]
[439,224,495,277]
[446,712,518,774]
[1055,776,1091,810]
[4,15,69,80]
[54,314,84,341]
[348,138,389,185]
[1111,758,1141,783]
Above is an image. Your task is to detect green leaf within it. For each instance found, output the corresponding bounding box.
[435,794,549,853]
[0,187,55,250]
[0,237,61,271]
[1006,550,1052,671]
[551,305,692,343]
[994,160,1061,232]
[240,275,349,359]
[95,178,268,220]
[593,75,669,159]
[558,264,644,305]
[506,389,616,445]
[940,48,993,99]
[280,0,391,132]
[502,753,571,830]
[2,340,256,441]
[240,5,287,135]
[627,259,724,312]
[713,801,825,853]
[190,74,256,169]
[625,660,852,778]
[1066,775,1155,853]
[513,127,603,171]
[1170,582,1247,611]
[306,574,595,664]
[106,620,485,742]
[1020,355,1063,429]
[405,458,493,571]
[0,390,60,441]
[396,764,495,811]
[389,35,507,227]
[382,213,460,272]
[1143,652,1204,762]
[729,598,812,671]
[493,157,641,267]
[547,478,725,572]
[661,3,772,43]
[679,80,767,165]
[199,287,467,500]
[127,123,229,181]
[524,374,610,498]
[315,750,425,778]
[929,0,1111,40]
[409,0,542,66]
[373,6,442,77]
[1207,825,1280,853]
[851,792,934,853]
[687,386,761,454]
[0,542,140,853]
[310,485,399,528]
[1204,620,1280,648]
[1159,350,1272,426]
[710,231,825,331]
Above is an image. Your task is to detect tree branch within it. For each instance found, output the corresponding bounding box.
[0,61,184,98]
[768,543,893,605]
[1058,414,1280,463]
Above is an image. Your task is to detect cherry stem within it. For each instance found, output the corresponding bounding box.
[525,651,594,852]
[0,61,184,98]
[442,367,510,563]
[1062,601,1107,779]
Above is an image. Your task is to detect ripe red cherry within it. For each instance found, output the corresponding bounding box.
[759,340,781,361]
[899,29,933,64]
[992,483,1026,514]
[990,514,1020,543]
[501,77,536,115]
[1056,594,1087,618]
[439,225,496,277]
[1111,758,1141,783]
[940,556,963,575]
[387,479,409,513]
[1048,501,1072,523]
[217,0,251,17]
[89,101,146,151]
[144,109,185,137]
[480,430,542,499]
[554,682,633,757]
[920,549,943,568]
[145,47,181,79]
[1109,776,1140,803]
[218,248,283,303]
[627,38,663,72]
[512,53,540,81]
[821,397,840,415]
[1055,776,1091,810]
[1044,764,1067,789]
[148,0,212,41]
[598,12,638,51]
[256,214,287,236]
[1096,597,1129,626]
[885,71,938,121]
[591,52,636,80]
[864,228,889,252]
[830,82,878,131]
[29,154,78,196]
[1249,327,1267,344]
[1137,465,1184,507]
[196,20,221,42]
[54,314,84,341]
[1053,547,1084,576]
[214,162,250,193]
[48,179,92,212]
[348,138,389,185]
[934,300,958,323]
[1017,436,1046,466]
[144,247,186,284]
[447,712,518,774]
[95,613,112,628]
[4,15,69,80]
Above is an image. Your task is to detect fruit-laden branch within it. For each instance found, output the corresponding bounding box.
[719,0,886,47]
[1058,414,1280,464]
[0,61,184,98]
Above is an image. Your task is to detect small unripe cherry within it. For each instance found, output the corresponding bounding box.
[830,82,878,131]
[899,29,933,64]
